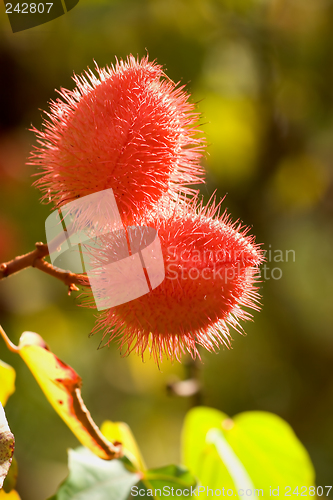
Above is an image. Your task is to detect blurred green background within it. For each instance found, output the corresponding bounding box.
[0,0,333,498]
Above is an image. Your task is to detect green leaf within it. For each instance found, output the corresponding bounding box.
[50,448,196,500]
[48,447,139,500]
[0,403,15,490]
[134,464,197,499]
[227,411,315,490]
[182,407,315,498]
[181,406,235,491]
[206,428,254,491]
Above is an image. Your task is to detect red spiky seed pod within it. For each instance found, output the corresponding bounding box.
[29,55,205,222]
[89,196,264,363]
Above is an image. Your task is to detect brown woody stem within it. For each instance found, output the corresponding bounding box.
[0,242,49,279]
[0,242,90,294]
[33,259,89,293]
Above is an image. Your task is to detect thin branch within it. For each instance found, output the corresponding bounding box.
[0,325,20,353]
[167,356,203,407]
[0,242,49,280]
[0,242,90,294]
[33,258,90,293]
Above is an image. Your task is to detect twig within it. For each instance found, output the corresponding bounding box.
[0,242,49,279]
[167,356,203,407]
[0,242,90,294]
[33,258,90,293]
[0,325,20,353]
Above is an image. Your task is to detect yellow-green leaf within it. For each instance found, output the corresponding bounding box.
[101,420,146,471]
[17,332,121,461]
[0,362,15,407]
[182,407,315,497]
[0,490,21,499]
